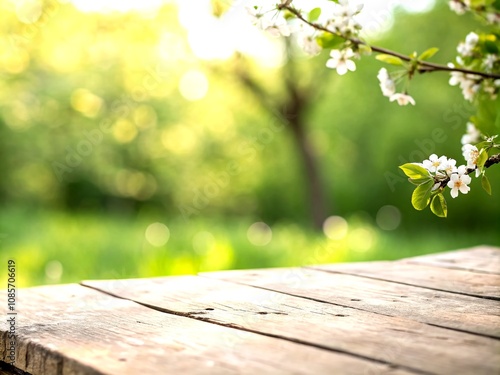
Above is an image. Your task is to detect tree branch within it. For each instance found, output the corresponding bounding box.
[280,5,500,80]
[438,153,500,188]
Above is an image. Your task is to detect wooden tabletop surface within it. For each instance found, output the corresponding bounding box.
[1,245,499,375]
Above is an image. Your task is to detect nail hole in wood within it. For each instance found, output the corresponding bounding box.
[205,308,214,311]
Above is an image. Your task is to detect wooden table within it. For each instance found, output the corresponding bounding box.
[1,245,499,375]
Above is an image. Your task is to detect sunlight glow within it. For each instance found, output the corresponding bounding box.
[179,70,209,101]
[69,0,167,13]
[68,0,435,64]
[177,0,285,66]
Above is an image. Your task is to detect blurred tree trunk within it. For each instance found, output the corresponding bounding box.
[229,47,330,230]
[288,115,327,230]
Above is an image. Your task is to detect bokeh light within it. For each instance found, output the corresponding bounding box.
[179,70,209,101]
[348,227,376,252]
[45,260,63,282]
[376,205,402,231]
[247,222,273,246]
[145,222,170,247]
[323,216,348,240]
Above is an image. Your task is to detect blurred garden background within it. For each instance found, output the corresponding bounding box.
[0,0,498,287]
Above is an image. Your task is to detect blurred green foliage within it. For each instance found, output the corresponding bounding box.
[0,1,498,286]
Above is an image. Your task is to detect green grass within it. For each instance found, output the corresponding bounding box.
[0,206,498,287]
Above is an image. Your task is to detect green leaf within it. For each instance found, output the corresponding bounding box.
[477,148,488,168]
[484,39,499,54]
[430,194,447,218]
[482,174,492,195]
[473,93,500,136]
[316,33,344,49]
[308,7,322,22]
[408,177,433,186]
[411,180,433,211]
[358,44,372,56]
[399,163,431,180]
[418,47,439,61]
[376,54,404,66]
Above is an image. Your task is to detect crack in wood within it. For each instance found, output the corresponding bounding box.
[198,272,500,340]
[79,283,431,375]
[306,267,500,301]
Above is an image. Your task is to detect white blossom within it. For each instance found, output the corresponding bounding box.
[457,32,479,57]
[484,54,497,71]
[448,0,467,15]
[326,0,363,36]
[377,68,396,97]
[423,154,448,173]
[432,182,441,191]
[334,0,364,18]
[484,80,500,99]
[461,122,481,145]
[246,2,291,37]
[448,67,482,102]
[461,80,481,101]
[486,12,500,25]
[443,158,458,176]
[299,35,321,55]
[326,48,358,75]
[297,24,321,56]
[462,143,481,177]
[389,93,416,106]
[447,168,471,198]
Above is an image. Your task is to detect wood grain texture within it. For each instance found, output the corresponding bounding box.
[309,261,500,299]
[202,267,500,338]
[83,275,500,375]
[400,246,500,275]
[0,284,406,375]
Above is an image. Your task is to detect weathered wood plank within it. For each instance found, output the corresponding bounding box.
[83,276,500,375]
[202,267,500,338]
[400,246,500,275]
[309,261,500,299]
[0,284,408,375]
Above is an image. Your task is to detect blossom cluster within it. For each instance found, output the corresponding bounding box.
[244,0,499,217]
[449,32,500,101]
[448,0,500,24]
[324,0,363,37]
[246,1,498,106]
[246,1,291,38]
[246,0,365,78]
[377,68,415,106]
[418,124,486,199]
[420,154,471,198]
